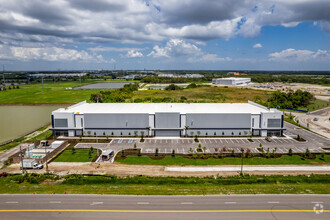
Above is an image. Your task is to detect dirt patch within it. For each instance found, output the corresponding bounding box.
[2,163,329,177]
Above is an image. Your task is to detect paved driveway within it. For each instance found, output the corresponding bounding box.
[68,121,330,160]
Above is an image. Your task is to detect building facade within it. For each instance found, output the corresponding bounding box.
[212,77,251,86]
[51,101,284,137]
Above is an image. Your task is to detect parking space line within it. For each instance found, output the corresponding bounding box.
[224,139,228,143]
[215,139,218,143]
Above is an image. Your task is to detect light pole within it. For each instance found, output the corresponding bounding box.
[19,145,24,174]
[240,148,244,175]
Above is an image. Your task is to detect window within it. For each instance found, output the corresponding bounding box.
[252,118,255,127]
[268,119,281,128]
[54,119,68,127]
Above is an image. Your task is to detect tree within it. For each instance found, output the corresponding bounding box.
[103,132,105,136]
[134,143,137,149]
[138,149,141,157]
[172,149,175,157]
[155,148,159,157]
[222,132,225,136]
[146,126,151,137]
[184,126,190,137]
[305,148,311,158]
[190,131,194,137]
[134,131,138,137]
[111,132,114,136]
[197,131,201,136]
[72,148,76,154]
[288,148,293,156]
[87,131,91,136]
[121,149,125,157]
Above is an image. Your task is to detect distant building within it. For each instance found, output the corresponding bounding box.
[51,101,284,137]
[227,72,240,76]
[124,75,136,80]
[29,73,87,78]
[212,77,251,86]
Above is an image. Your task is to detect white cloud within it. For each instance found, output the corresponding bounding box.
[123,50,143,58]
[88,47,145,52]
[148,39,202,58]
[188,54,232,63]
[0,45,110,63]
[269,48,330,62]
[253,43,262,48]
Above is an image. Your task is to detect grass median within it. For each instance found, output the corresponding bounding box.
[116,155,330,166]
[53,149,98,162]
[0,174,329,195]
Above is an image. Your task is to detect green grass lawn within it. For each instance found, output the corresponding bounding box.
[53,149,97,162]
[0,81,136,104]
[116,155,330,166]
[304,99,330,111]
[0,174,329,194]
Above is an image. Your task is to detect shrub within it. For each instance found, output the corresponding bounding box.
[172,150,175,157]
[134,143,137,149]
[155,148,159,157]
[288,148,293,156]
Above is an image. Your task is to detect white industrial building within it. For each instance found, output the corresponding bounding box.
[51,101,284,137]
[212,77,251,86]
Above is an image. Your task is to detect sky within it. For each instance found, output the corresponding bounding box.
[0,0,330,71]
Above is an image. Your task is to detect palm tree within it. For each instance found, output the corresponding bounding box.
[146,126,151,137]
[197,131,201,137]
[184,126,190,137]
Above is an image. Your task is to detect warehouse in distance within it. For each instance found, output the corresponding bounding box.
[212,77,251,86]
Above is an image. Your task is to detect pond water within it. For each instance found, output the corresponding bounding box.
[0,105,65,144]
[74,82,131,89]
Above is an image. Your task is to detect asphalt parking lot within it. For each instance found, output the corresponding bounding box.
[72,121,330,158]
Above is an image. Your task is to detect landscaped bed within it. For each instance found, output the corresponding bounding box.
[115,154,330,166]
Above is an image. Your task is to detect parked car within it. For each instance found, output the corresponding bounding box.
[265,137,272,142]
[313,117,318,121]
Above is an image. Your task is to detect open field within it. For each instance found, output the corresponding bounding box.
[116,155,330,166]
[0,174,329,195]
[53,149,98,162]
[133,86,272,103]
[0,81,135,104]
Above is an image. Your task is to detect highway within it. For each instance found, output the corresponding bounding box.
[0,194,329,219]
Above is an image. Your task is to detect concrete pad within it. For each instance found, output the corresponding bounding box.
[165,165,330,172]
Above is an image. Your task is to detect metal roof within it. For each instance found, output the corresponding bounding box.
[53,101,279,115]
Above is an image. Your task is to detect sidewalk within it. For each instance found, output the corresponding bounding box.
[165,165,330,172]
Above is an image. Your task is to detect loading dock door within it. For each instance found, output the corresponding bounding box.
[155,130,180,137]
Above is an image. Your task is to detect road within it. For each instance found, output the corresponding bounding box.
[0,194,329,219]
